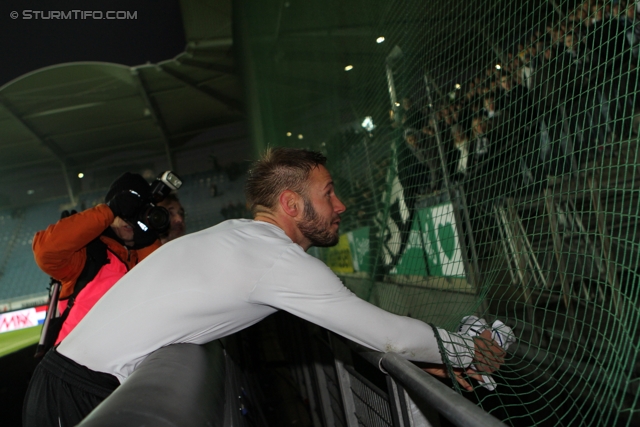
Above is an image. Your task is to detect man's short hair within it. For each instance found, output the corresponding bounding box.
[245,147,327,214]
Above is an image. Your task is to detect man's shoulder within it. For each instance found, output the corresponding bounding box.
[199,219,294,247]
[214,218,285,234]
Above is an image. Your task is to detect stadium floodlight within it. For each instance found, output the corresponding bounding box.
[344,65,354,71]
[298,134,304,139]
[495,64,501,70]
[455,83,461,90]
[376,36,385,43]
[286,132,292,137]
[78,173,84,178]
[361,116,375,132]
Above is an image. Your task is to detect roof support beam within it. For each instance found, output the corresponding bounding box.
[278,25,374,39]
[186,38,233,50]
[0,157,57,173]
[158,64,244,113]
[0,95,77,205]
[52,117,152,139]
[131,69,175,171]
[68,137,164,159]
[0,97,68,162]
[175,53,236,75]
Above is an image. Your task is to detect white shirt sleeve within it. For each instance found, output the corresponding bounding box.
[249,246,474,368]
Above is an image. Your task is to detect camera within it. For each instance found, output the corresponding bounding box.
[133,171,183,233]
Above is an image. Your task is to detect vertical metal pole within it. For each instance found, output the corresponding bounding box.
[232,0,265,159]
[450,195,478,289]
[311,341,337,427]
[458,186,486,305]
[386,377,408,427]
[386,63,399,110]
[293,322,323,427]
[564,199,608,304]
[424,75,481,294]
[560,105,580,178]
[423,76,452,193]
[333,359,359,427]
[513,213,549,289]
[588,175,622,316]
[313,362,336,427]
[494,207,520,285]
[386,63,403,130]
[504,200,544,349]
[544,188,576,318]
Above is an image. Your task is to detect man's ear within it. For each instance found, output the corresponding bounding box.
[279,190,301,217]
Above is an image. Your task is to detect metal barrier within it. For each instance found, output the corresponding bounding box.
[361,352,507,427]
[77,342,227,427]
[275,315,508,427]
[74,318,507,427]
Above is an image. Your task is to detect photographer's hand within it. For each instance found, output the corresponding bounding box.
[107,190,143,220]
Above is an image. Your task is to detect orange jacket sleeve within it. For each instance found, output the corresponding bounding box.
[32,204,115,298]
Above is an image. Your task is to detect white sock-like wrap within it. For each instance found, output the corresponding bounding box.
[458,315,515,391]
[432,327,476,369]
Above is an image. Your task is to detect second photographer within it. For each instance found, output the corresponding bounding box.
[33,172,179,348]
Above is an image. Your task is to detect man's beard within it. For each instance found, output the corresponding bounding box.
[297,197,340,247]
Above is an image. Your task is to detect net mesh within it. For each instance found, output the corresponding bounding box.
[243,1,640,425]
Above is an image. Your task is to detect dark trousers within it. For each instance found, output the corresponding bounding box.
[22,348,119,427]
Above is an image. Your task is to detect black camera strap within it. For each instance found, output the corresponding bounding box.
[34,238,109,359]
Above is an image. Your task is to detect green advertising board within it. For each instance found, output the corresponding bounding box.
[388,202,466,278]
[389,218,429,276]
[417,202,465,278]
[328,204,464,278]
[346,227,371,273]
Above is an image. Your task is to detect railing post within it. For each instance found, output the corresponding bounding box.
[359,351,508,427]
[543,188,576,318]
[588,174,622,316]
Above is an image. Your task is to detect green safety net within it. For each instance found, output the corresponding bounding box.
[242,0,640,425]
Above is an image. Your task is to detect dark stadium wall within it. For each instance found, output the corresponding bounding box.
[0,344,39,427]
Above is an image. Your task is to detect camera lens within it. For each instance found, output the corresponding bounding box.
[140,206,170,233]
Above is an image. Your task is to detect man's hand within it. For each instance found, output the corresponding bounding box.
[472,329,505,375]
[422,329,505,391]
[421,364,487,392]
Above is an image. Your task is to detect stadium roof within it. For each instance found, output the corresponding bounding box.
[0,0,551,209]
[0,0,245,209]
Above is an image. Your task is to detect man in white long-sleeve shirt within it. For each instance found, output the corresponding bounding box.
[23,148,503,427]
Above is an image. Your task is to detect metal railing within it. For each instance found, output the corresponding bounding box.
[360,351,507,427]
[77,342,227,427]
[76,318,507,427]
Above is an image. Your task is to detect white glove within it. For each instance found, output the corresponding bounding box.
[458,315,515,391]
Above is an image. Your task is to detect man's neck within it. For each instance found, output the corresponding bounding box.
[254,213,310,250]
